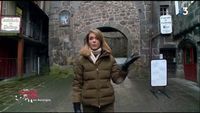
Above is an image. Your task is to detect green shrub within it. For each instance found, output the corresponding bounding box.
[49,64,74,78]
[40,65,50,75]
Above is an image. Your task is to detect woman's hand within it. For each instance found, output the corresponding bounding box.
[121,53,140,71]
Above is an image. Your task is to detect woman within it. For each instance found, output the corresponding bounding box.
[72,28,136,113]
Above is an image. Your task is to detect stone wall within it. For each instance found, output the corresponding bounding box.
[72,1,140,56]
[173,1,200,36]
[45,1,200,83]
[48,1,143,66]
[123,1,154,77]
[173,1,200,85]
[48,1,74,66]
[46,1,163,78]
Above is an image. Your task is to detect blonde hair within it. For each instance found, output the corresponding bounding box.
[80,28,112,56]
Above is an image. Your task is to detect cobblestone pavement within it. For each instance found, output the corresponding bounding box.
[114,75,200,112]
[0,72,199,112]
[0,75,51,111]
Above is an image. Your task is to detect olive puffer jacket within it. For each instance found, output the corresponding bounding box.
[72,49,127,108]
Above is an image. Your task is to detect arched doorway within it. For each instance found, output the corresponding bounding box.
[97,27,128,58]
[178,39,197,82]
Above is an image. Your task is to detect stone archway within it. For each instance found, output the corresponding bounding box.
[71,1,140,58]
[97,26,128,57]
[76,22,140,58]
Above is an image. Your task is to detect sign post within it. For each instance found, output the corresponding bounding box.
[151,59,167,87]
[150,58,170,99]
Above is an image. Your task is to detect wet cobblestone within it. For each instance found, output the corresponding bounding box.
[0,74,58,111]
[0,73,199,112]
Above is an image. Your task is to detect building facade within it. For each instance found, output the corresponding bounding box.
[46,1,152,76]
[173,1,200,85]
[0,1,49,79]
[46,1,199,85]
[150,1,177,78]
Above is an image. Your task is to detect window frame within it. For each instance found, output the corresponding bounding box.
[59,10,70,27]
[160,5,169,16]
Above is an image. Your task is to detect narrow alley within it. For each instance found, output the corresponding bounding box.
[0,72,199,112]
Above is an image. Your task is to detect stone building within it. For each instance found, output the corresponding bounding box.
[173,1,200,85]
[148,1,200,85]
[149,1,177,78]
[45,1,199,85]
[0,1,49,79]
[46,1,153,76]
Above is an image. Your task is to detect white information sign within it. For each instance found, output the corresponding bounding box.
[1,17,21,33]
[160,15,172,34]
[151,59,167,86]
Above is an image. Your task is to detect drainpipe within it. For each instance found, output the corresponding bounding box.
[149,1,160,64]
[149,33,160,61]
[37,56,40,75]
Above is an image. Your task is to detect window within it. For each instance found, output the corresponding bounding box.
[2,1,8,15]
[0,1,2,15]
[2,1,16,15]
[16,6,22,16]
[185,48,192,64]
[59,10,70,26]
[40,1,44,10]
[160,5,169,16]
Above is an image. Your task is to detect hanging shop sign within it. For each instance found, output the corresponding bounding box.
[0,16,21,33]
[160,15,172,34]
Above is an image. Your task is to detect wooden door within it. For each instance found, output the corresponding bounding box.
[183,48,197,81]
[160,48,176,77]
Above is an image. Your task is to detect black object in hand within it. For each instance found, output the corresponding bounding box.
[73,102,81,113]
[122,53,140,71]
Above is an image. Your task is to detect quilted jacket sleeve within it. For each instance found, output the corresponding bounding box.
[72,57,84,102]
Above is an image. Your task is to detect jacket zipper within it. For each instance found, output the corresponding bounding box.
[96,67,101,108]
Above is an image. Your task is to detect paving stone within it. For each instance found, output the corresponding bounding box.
[0,73,199,112]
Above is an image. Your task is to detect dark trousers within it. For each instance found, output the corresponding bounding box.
[82,103,114,113]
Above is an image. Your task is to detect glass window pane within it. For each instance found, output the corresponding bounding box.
[186,48,191,64]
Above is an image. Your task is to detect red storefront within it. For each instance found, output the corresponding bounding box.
[0,1,49,80]
[0,38,18,79]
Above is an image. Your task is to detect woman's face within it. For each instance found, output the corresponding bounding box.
[88,33,101,50]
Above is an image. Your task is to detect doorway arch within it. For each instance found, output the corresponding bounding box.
[178,39,197,82]
[97,27,128,57]
[75,22,140,59]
